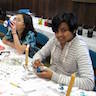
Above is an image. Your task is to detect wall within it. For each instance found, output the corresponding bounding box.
[0,0,96,26]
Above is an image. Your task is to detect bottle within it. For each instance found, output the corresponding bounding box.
[87,28,93,38]
[47,18,52,27]
[37,66,48,73]
[44,18,48,26]
[38,16,43,25]
[77,24,83,35]
[3,16,16,27]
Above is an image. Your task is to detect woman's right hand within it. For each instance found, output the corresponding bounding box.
[33,59,44,69]
[10,21,16,34]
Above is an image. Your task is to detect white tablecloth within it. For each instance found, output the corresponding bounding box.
[32,16,96,52]
[0,40,96,96]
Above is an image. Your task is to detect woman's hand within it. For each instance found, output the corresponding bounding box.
[33,60,53,79]
[33,59,44,69]
[10,21,16,34]
[36,68,53,80]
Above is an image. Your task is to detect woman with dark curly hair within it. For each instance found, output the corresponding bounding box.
[33,12,94,91]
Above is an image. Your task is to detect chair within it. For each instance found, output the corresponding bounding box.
[36,32,49,49]
[89,50,96,91]
[29,32,49,58]
[0,24,8,39]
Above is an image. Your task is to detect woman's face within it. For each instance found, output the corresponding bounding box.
[15,14,25,32]
[55,22,74,45]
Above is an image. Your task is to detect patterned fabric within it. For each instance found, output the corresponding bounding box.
[5,30,36,57]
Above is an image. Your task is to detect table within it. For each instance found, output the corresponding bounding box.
[32,16,96,52]
[0,39,96,96]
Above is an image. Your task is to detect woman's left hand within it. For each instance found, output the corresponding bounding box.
[10,21,16,34]
[36,68,53,80]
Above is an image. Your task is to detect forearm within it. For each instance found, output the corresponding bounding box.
[32,45,51,63]
[51,72,94,91]
[32,52,43,62]
[13,33,26,54]
[2,37,15,48]
[33,38,54,62]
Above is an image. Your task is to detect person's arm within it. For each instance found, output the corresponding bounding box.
[12,33,26,54]
[10,22,26,54]
[2,31,26,53]
[2,37,15,48]
[32,38,54,63]
[2,28,15,48]
[51,45,95,91]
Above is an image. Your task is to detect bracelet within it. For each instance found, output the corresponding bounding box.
[12,33,17,35]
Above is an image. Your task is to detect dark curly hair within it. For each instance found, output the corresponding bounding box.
[52,12,78,36]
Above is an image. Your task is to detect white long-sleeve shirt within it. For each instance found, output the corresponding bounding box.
[32,35,94,91]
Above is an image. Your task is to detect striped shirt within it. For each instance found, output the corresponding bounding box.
[32,34,94,90]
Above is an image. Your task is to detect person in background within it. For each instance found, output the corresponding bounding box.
[2,13,36,56]
[32,12,94,91]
